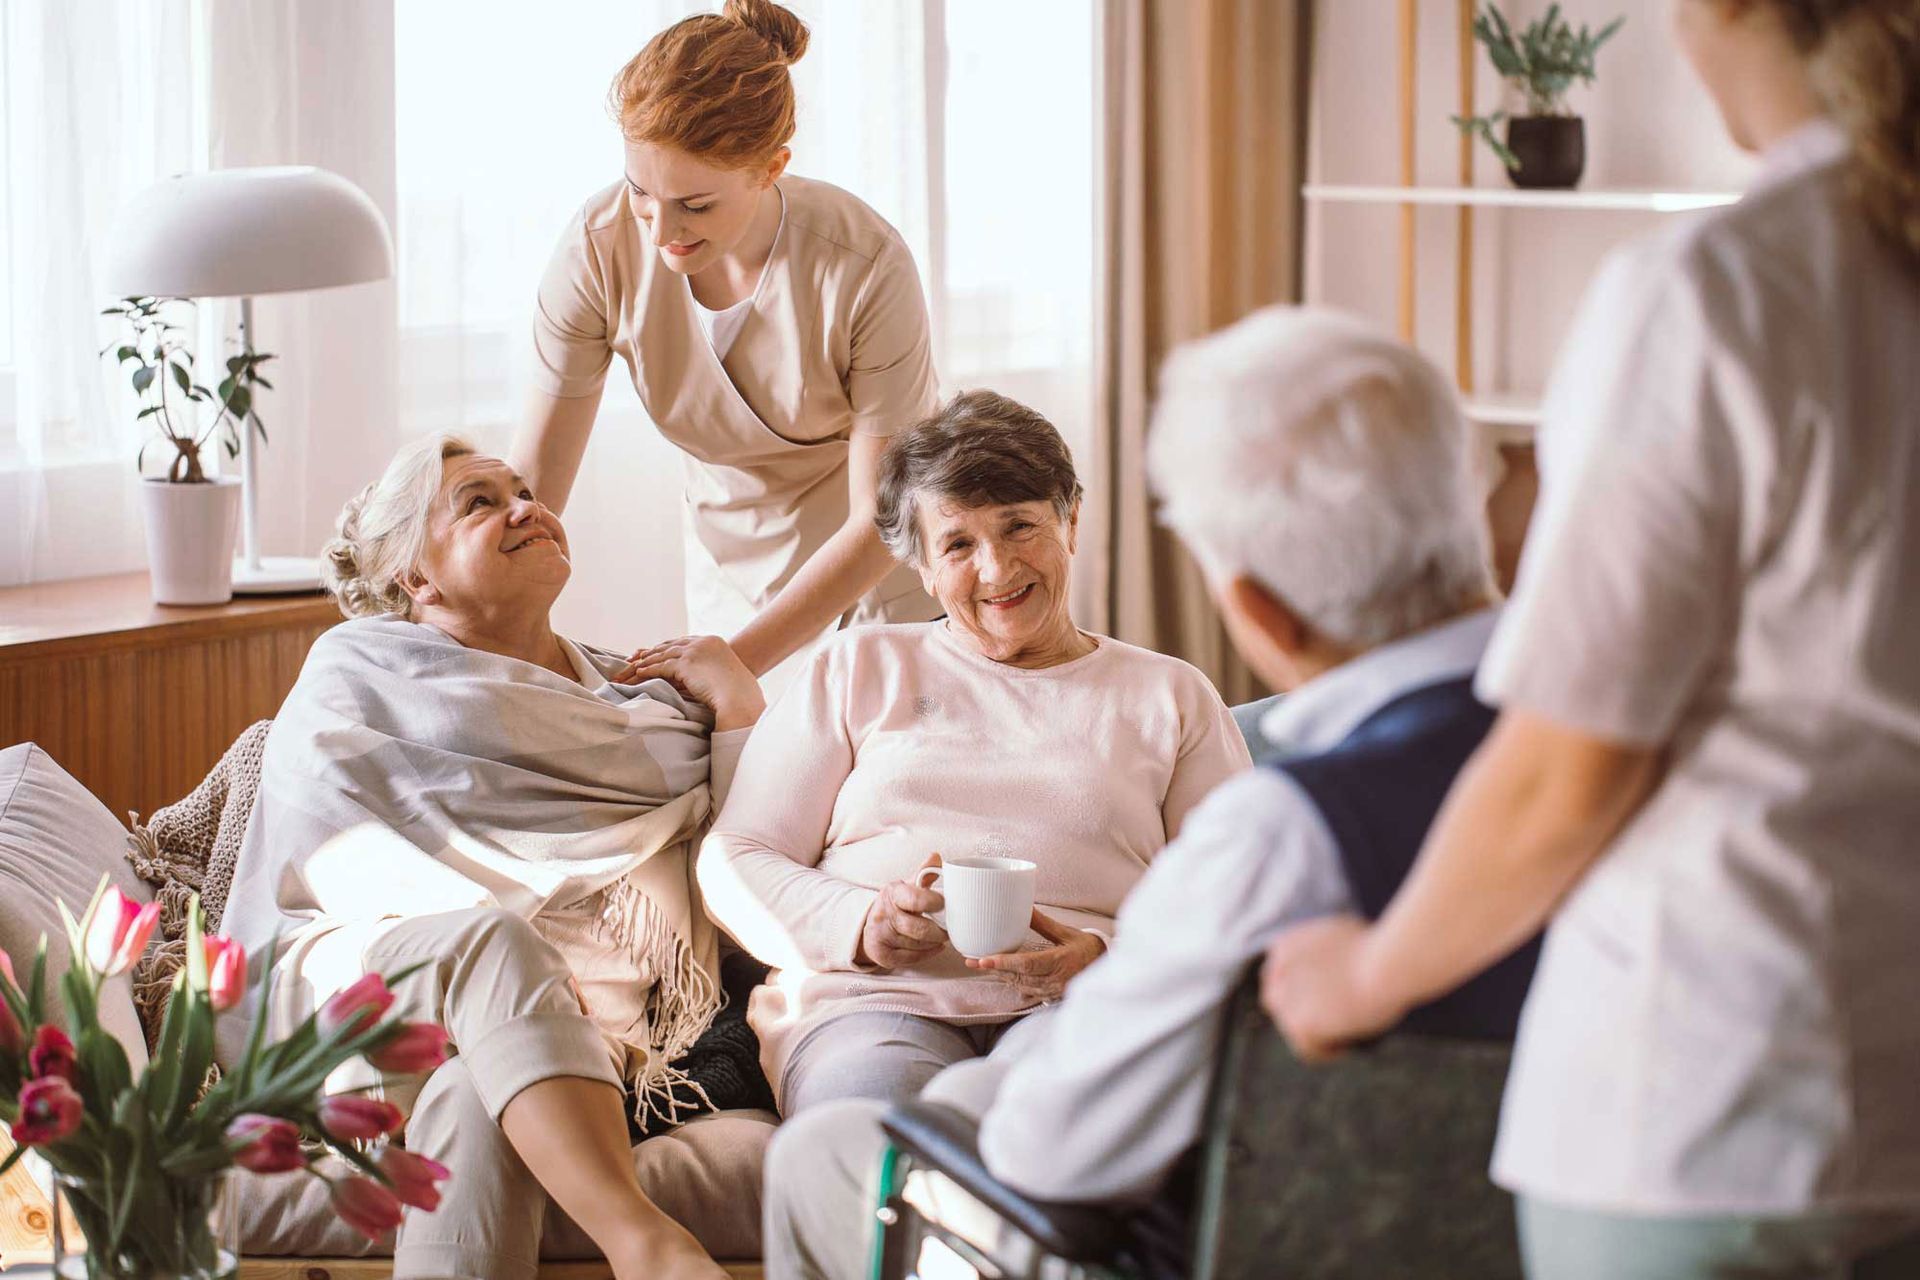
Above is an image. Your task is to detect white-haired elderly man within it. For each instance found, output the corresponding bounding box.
[760,306,1538,1279]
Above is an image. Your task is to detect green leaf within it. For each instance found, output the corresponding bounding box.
[226,386,252,420]
[27,940,47,1024]
[0,1142,26,1179]
[170,362,192,396]
[144,971,189,1131]
[251,414,269,444]
[252,375,274,391]
[132,365,156,395]
[115,345,138,364]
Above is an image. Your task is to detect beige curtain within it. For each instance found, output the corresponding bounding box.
[1095,0,1310,704]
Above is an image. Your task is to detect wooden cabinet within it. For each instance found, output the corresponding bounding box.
[0,573,339,821]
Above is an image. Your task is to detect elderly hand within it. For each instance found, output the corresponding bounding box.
[856,853,951,971]
[618,635,766,731]
[1259,914,1407,1063]
[965,908,1106,1003]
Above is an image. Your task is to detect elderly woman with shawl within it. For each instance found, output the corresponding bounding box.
[218,434,755,1280]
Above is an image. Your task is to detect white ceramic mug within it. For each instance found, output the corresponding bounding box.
[916,856,1037,959]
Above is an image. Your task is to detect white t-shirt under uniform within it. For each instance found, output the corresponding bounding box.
[1483,119,1920,1216]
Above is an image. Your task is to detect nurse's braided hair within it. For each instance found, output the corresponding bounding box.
[1769,0,1920,268]
[610,0,809,169]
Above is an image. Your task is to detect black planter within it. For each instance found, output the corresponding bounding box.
[1504,116,1586,189]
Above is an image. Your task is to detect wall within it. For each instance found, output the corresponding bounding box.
[1305,0,1756,400]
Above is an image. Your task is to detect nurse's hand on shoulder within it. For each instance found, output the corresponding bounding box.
[618,634,765,732]
[1260,914,1408,1063]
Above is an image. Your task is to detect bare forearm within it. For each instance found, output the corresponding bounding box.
[1360,712,1660,1016]
[509,387,603,515]
[729,520,899,675]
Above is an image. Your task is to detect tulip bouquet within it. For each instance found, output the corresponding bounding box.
[0,881,454,1279]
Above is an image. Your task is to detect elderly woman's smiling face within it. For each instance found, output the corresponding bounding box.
[918,496,1081,666]
[405,454,572,620]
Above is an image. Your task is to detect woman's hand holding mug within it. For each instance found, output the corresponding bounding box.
[966,908,1105,1002]
[856,853,950,971]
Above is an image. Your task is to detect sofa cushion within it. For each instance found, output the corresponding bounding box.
[235,1108,777,1260]
[0,744,151,1067]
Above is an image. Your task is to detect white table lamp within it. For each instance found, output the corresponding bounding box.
[104,166,395,593]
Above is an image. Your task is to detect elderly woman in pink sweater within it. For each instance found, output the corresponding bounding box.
[697,390,1251,1114]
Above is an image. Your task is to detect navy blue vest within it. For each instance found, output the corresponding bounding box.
[1269,675,1540,1041]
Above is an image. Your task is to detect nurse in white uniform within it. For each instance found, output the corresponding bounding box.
[511,0,942,688]
[1263,1,1920,1275]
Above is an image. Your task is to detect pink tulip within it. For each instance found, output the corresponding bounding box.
[12,1077,83,1145]
[203,937,248,1013]
[375,1146,450,1212]
[318,1096,404,1142]
[366,1023,449,1074]
[84,888,161,977]
[331,1175,405,1240]
[225,1114,306,1173]
[317,975,395,1037]
[28,1025,74,1082]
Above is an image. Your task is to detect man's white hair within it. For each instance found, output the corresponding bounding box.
[1147,306,1494,649]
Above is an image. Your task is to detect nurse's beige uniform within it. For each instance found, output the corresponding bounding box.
[531,173,943,664]
[1481,121,1920,1221]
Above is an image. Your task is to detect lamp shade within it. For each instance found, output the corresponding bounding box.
[103,166,394,298]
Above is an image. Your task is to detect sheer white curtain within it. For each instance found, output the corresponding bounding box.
[0,0,201,586]
[0,0,398,588]
[393,0,1100,648]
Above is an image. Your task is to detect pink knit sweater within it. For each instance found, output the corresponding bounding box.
[697,621,1252,1092]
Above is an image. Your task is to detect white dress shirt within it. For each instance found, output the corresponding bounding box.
[1484,120,1920,1214]
[975,608,1501,1203]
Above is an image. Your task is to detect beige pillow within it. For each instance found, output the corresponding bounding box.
[0,743,152,1068]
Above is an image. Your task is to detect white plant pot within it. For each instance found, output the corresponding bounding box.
[141,477,243,605]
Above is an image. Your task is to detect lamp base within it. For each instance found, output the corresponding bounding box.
[231,555,323,595]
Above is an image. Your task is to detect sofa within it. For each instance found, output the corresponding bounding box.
[0,741,772,1276]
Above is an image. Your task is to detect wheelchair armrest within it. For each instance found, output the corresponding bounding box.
[879,1099,1130,1265]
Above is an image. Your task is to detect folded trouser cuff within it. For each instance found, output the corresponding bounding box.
[459,1010,620,1121]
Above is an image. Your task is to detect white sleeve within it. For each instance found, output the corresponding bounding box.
[977,770,1352,1204]
[1477,239,1747,745]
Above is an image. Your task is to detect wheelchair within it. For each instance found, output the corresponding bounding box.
[868,970,1523,1280]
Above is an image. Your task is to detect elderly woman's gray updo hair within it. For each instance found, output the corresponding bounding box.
[874,390,1084,567]
[321,432,476,619]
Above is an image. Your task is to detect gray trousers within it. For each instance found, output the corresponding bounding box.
[779,1007,1047,1115]
[1519,1197,1920,1280]
[766,1010,1054,1280]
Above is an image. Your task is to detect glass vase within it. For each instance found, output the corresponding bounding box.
[51,1169,237,1280]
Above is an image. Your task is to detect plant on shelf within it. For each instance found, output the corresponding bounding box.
[1451,3,1625,189]
[0,880,451,1279]
[101,297,275,485]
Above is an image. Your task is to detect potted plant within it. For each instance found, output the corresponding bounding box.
[101,298,274,606]
[1451,3,1625,189]
[1,881,451,1278]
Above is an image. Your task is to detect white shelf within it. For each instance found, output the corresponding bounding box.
[1463,393,1543,443]
[1304,183,1739,212]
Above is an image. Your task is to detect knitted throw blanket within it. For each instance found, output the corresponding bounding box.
[124,719,272,1047]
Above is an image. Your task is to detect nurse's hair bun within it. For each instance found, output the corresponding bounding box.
[723,0,809,66]
[612,3,809,168]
